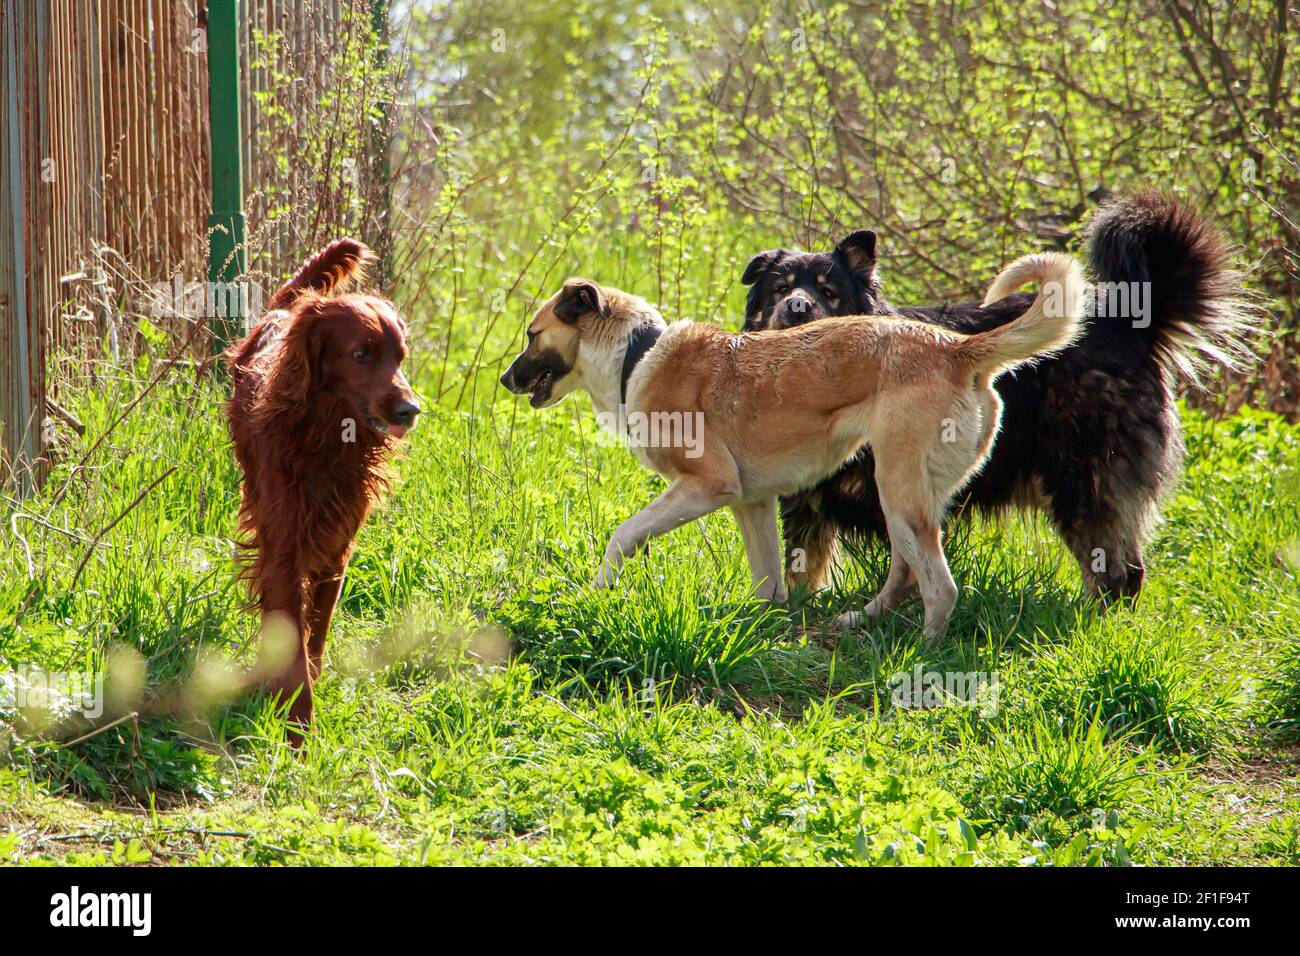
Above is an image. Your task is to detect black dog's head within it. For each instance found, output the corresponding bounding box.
[741,230,883,331]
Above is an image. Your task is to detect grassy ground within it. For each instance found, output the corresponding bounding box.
[1,360,1297,865]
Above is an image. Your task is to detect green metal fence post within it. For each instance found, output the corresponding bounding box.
[370,0,392,285]
[206,0,245,354]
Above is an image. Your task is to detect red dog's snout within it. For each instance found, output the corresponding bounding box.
[379,372,420,432]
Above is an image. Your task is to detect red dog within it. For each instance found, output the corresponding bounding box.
[224,239,418,740]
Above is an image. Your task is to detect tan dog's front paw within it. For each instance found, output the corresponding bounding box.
[862,596,890,620]
[755,577,787,604]
[922,618,950,645]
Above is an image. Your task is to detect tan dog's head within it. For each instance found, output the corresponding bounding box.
[500,278,611,407]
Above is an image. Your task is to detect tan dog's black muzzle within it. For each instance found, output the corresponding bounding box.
[501,349,565,407]
[500,355,535,395]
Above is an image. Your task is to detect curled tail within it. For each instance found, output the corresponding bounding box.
[266,237,377,311]
[224,238,376,372]
[1085,191,1259,383]
[959,252,1087,373]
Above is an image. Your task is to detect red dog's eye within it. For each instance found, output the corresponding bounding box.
[352,348,371,363]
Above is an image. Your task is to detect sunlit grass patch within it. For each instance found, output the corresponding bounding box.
[1030,623,1239,754]
[499,564,784,691]
[960,712,1161,828]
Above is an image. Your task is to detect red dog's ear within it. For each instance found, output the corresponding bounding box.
[269,303,327,404]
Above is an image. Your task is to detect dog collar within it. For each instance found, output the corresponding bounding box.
[620,324,664,405]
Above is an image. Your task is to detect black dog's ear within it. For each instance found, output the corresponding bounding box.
[833,230,878,282]
[554,278,610,322]
[741,250,782,286]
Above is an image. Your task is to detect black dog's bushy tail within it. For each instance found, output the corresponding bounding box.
[1085,191,1261,383]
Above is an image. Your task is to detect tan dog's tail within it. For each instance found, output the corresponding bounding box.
[267,237,377,310]
[959,252,1086,373]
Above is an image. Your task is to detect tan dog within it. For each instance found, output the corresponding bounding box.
[501,253,1086,640]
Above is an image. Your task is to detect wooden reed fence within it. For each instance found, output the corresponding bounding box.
[0,0,388,496]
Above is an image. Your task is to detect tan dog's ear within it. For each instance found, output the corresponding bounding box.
[554,279,610,322]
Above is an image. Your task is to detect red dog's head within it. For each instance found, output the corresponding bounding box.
[244,239,420,439]
[275,291,419,438]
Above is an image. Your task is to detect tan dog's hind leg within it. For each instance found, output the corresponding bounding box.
[594,472,740,589]
[731,498,787,602]
[836,535,917,629]
[863,417,965,642]
[897,517,958,642]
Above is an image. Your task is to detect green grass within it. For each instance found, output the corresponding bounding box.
[1,363,1297,865]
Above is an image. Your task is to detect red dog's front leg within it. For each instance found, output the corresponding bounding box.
[306,556,350,684]
[255,570,314,744]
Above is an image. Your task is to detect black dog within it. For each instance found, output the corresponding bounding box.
[741,192,1255,601]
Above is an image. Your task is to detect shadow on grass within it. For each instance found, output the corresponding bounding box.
[3,596,273,811]
[5,683,311,811]
[7,714,232,809]
[493,546,1098,722]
